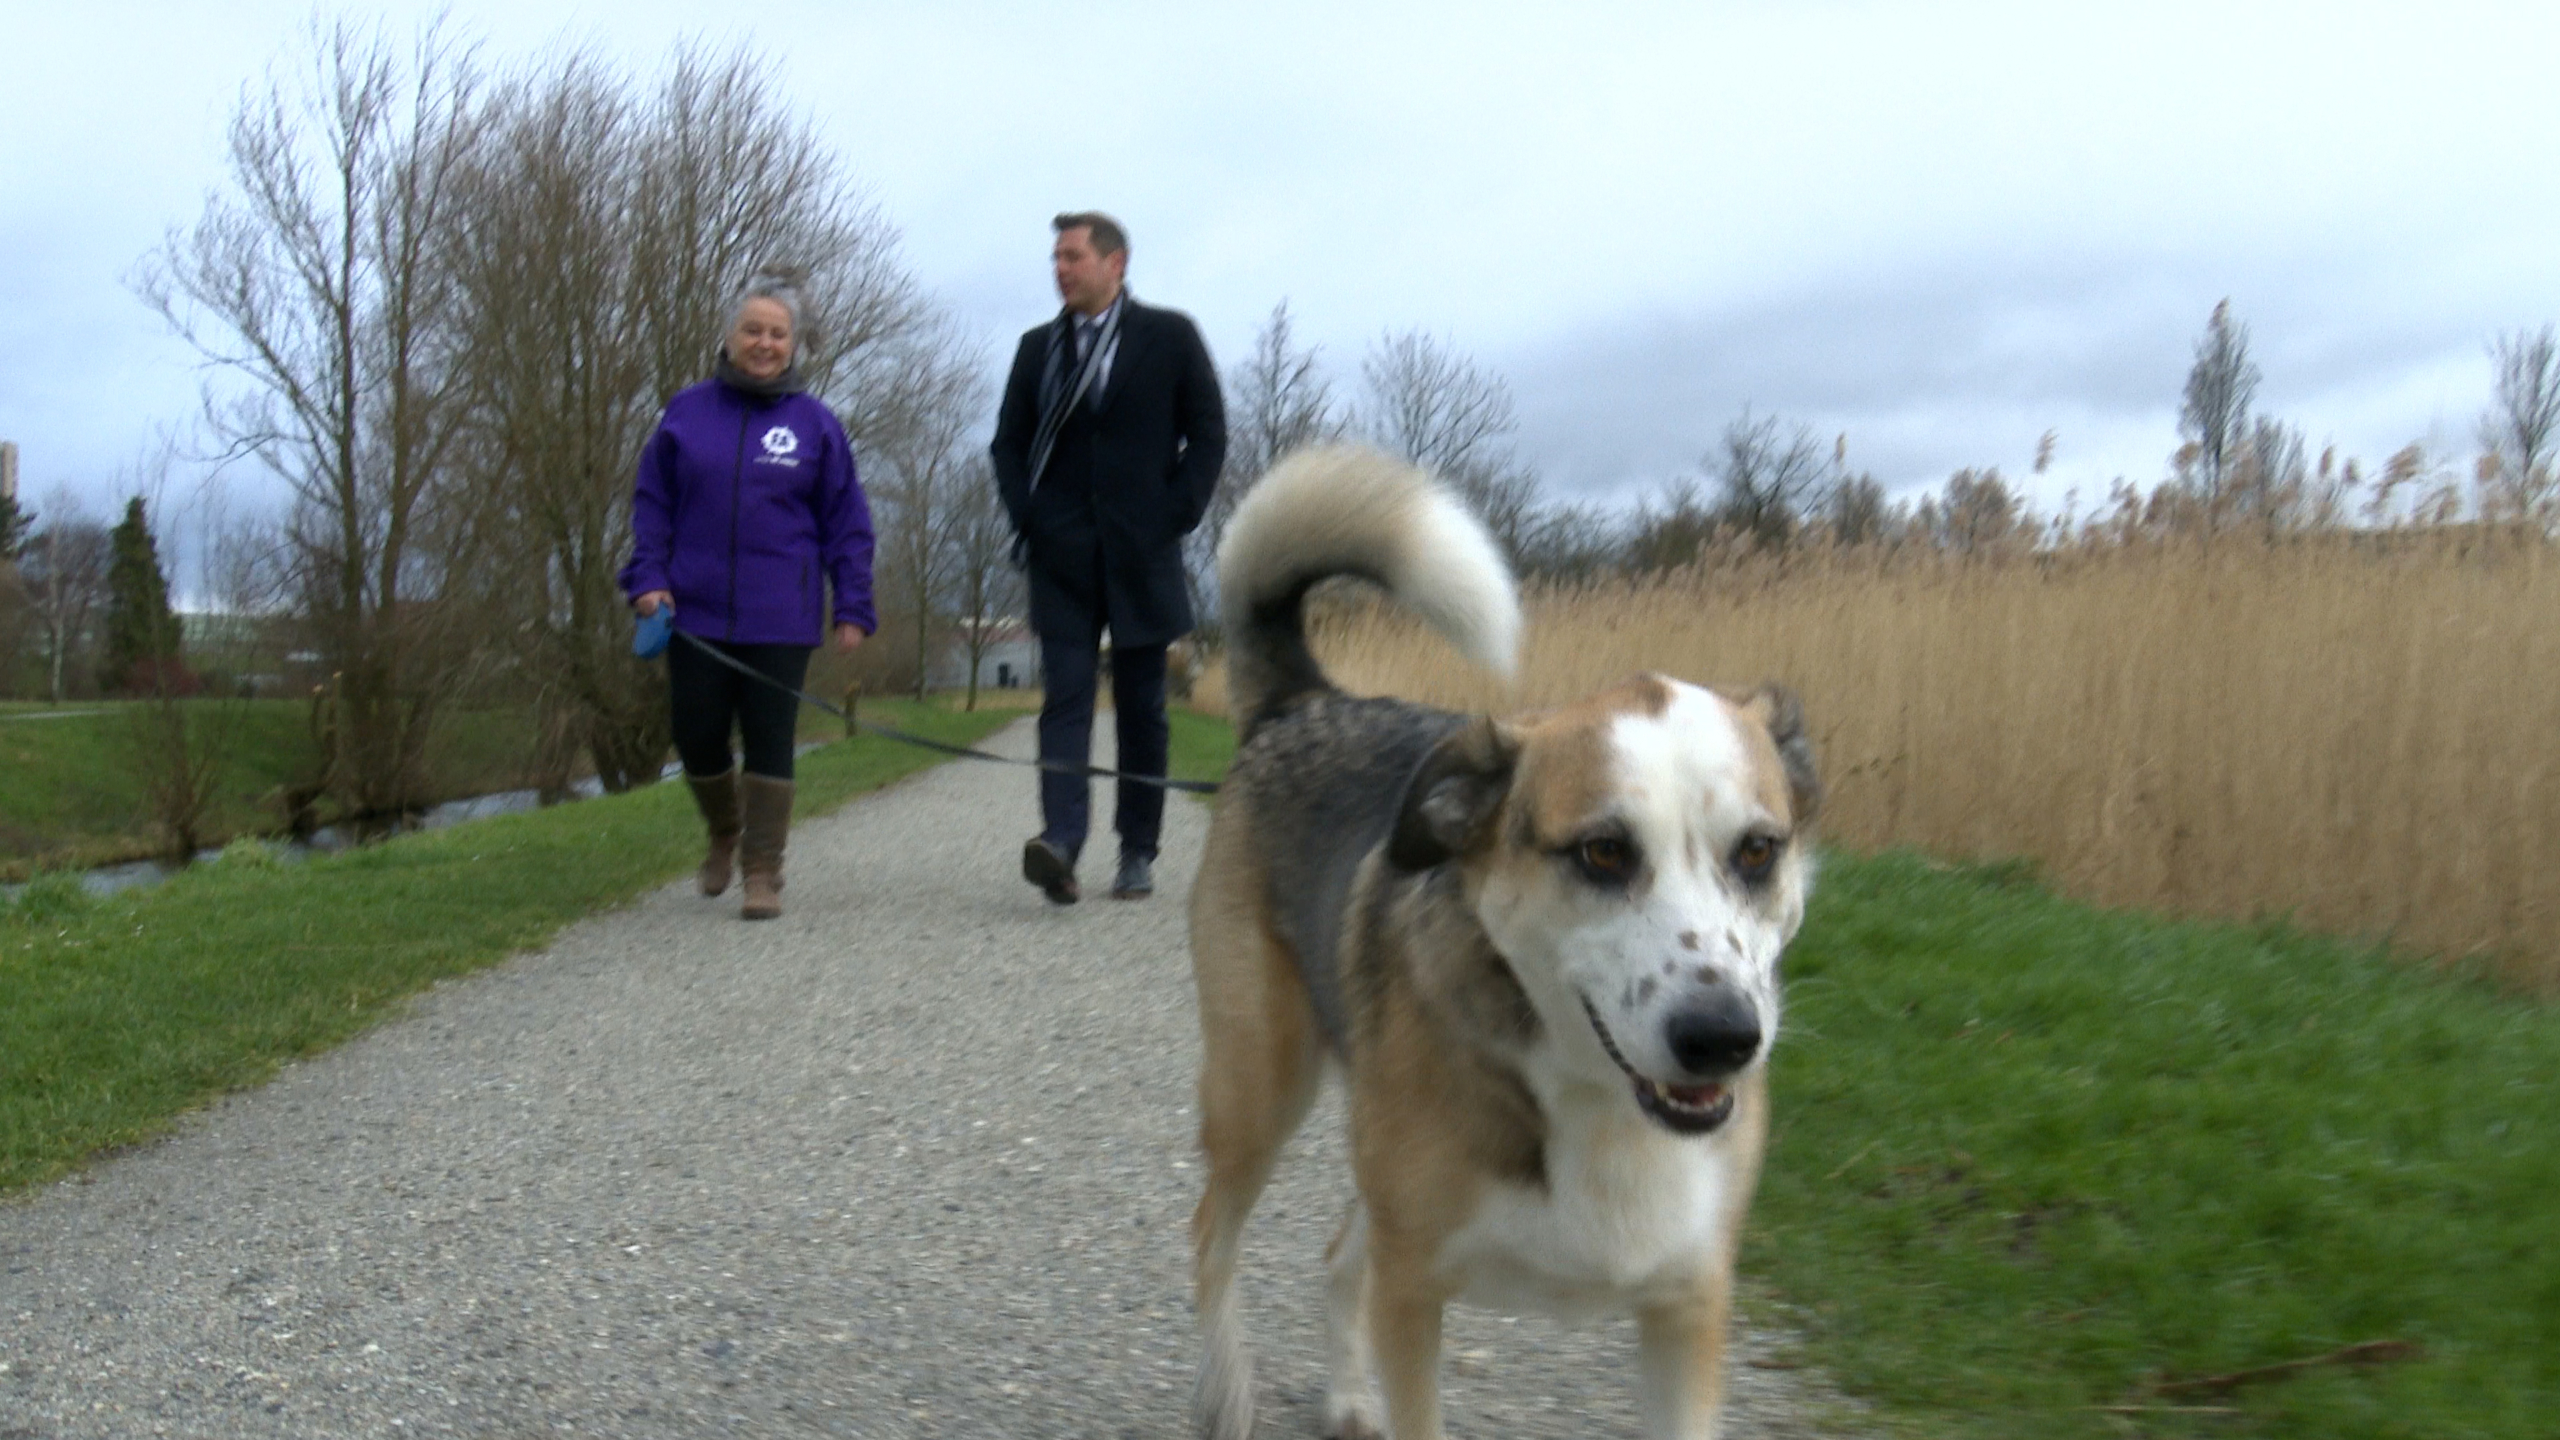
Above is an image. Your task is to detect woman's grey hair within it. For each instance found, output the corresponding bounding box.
[724,275,804,339]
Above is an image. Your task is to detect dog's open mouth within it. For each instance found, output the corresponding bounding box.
[1580,998,1736,1135]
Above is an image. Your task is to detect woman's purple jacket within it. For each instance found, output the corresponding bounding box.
[619,379,878,645]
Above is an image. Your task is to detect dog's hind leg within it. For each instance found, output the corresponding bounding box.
[1320,1200,1384,1439]
[1190,863,1323,1440]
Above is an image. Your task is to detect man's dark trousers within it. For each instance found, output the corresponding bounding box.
[1037,614,1168,865]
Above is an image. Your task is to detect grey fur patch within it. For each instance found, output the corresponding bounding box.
[1230,692,1468,1051]
[1386,718,1518,872]
[1226,690,1549,1193]
[1348,864,1548,1191]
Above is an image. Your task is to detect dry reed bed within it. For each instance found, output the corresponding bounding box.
[1203,534,2558,992]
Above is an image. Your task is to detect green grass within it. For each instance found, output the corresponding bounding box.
[1104,712,2560,1437]
[0,698,1011,1193]
[0,701,316,868]
[1168,705,1237,790]
[11,704,2554,1437]
[0,700,552,876]
[1755,854,2559,1439]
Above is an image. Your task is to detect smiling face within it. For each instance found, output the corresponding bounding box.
[725,296,796,382]
[1462,677,1818,1136]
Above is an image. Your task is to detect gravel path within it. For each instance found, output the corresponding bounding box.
[0,720,1869,1439]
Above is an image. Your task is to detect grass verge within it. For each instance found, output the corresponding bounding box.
[0,698,1010,1193]
[1168,704,1236,792]
[1757,852,2557,1439]
[0,700,553,879]
[1125,712,2560,1438]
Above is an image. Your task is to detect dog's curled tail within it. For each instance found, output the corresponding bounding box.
[1215,443,1519,734]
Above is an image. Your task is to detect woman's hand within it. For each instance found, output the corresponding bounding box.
[835,622,867,653]
[635,590,674,617]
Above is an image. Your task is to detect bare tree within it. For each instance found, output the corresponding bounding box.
[1822,471,1897,545]
[439,51,656,792]
[1914,467,2028,553]
[1358,329,1543,557]
[2228,416,2311,536]
[2175,298,2261,516]
[119,487,269,861]
[445,45,939,789]
[137,18,489,816]
[859,323,987,699]
[1511,501,1624,584]
[1224,302,1340,487]
[1709,407,1832,549]
[1625,476,1718,573]
[870,426,965,700]
[18,487,113,703]
[625,46,928,435]
[0,486,28,697]
[944,453,1024,711]
[1187,301,1340,629]
[2476,324,2560,526]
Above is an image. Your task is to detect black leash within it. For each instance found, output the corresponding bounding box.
[672,628,1218,795]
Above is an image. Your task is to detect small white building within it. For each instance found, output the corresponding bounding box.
[928,617,1041,692]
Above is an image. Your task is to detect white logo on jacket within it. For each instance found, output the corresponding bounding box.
[758,426,802,466]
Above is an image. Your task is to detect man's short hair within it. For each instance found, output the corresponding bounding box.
[1052,211,1128,258]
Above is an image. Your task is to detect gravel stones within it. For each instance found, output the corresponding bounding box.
[0,722,1868,1438]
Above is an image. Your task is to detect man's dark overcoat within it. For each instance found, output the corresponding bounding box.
[990,297,1226,650]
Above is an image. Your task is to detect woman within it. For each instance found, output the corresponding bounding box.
[621,277,875,920]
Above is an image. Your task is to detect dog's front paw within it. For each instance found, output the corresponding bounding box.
[1192,1351,1256,1440]
[1323,1390,1385,1440]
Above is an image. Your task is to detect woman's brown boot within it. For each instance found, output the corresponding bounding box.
[738,774,794,920]
[685,768,742,896]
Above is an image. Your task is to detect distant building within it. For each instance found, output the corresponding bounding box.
[928,616,1041,692]
[0,440,18,506]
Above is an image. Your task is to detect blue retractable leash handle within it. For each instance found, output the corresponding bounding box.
[632,606,675,659]
[631,604,1214,795]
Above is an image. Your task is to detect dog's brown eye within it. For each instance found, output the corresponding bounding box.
[1574,836,1636,885]
[1732,834,1782,884]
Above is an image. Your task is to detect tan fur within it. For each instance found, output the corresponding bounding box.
[1188,793,1327,1440]
[1191,689,1799,1439]
[1490,675,1680,853]
[1193,452,1810,1440]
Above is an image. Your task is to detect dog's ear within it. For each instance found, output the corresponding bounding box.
[1388,717,1520,871]
[1740,684,1822,825]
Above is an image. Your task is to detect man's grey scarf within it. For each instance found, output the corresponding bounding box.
[1027,297,1127,492]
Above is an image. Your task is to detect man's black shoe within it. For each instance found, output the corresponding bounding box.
[1110,852,1155,900]
[1022,837,1080,905]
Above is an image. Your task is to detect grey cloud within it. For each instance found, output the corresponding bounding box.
[1502,247,2526,512]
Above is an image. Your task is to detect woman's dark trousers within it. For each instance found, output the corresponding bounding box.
[668,638,814,780]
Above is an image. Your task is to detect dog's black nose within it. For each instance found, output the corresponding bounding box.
[1665,991,1760,1075]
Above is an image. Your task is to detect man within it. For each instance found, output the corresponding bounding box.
[991,212,1226,905]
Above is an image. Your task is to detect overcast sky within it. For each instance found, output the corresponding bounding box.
[6,0,2556,535]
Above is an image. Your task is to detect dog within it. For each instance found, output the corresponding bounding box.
[1186,445,1821,1440]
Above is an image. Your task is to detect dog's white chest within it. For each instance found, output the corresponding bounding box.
[1436,1101,1741,1319]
